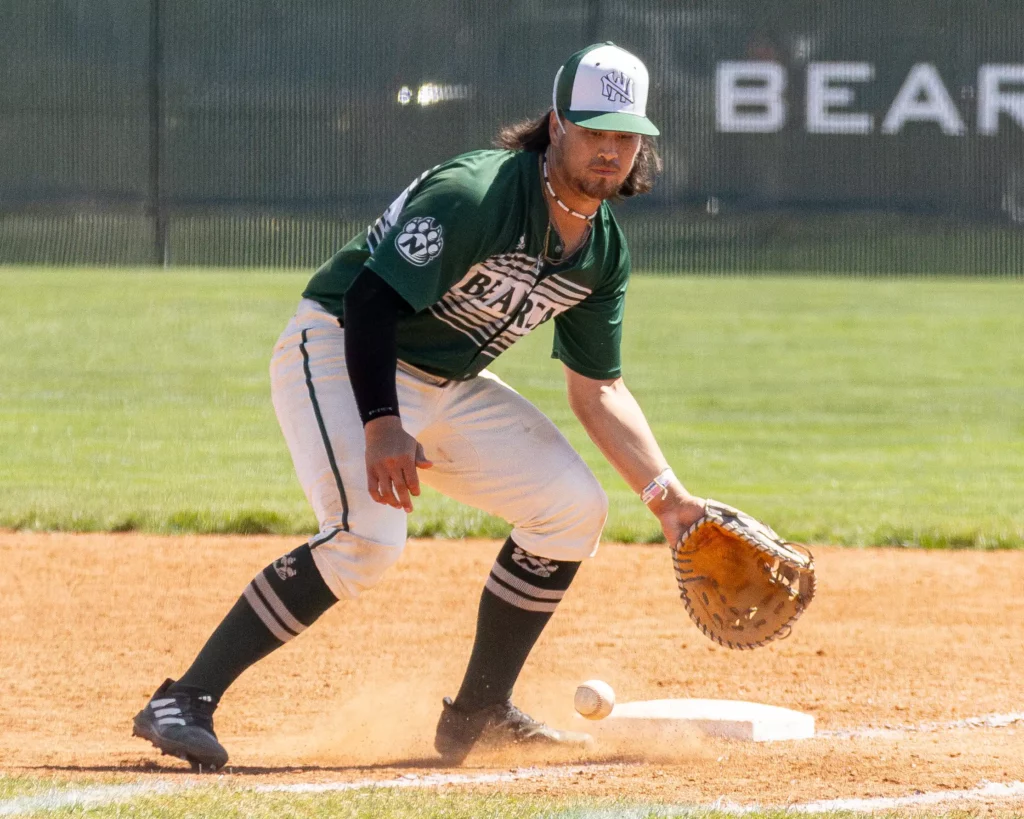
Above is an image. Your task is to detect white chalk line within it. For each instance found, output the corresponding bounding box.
[777,780,1024,814]
[0,781,178,816]
[0,711,1021,816]
[817,710,1024,740]
[0,766,588,816]
[9,775,1021,817]
[547,781,1024,817]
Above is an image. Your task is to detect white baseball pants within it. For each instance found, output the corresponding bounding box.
[269,299,607,600]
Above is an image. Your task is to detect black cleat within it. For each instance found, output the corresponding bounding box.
[434,696,593,764]
[132,679,229,772]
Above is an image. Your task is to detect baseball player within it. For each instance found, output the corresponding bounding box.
[133,42,706,771]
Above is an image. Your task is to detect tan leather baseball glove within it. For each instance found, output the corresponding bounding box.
[672,500,816,650]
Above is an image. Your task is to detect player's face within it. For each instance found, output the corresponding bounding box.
[549,118,642,202]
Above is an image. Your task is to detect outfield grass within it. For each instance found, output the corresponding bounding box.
[1,268,1022,547]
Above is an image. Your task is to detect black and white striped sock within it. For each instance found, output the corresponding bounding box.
[175,543,337,700]
[453,536,581,711]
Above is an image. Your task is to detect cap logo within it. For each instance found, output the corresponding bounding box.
[601,70,635,105]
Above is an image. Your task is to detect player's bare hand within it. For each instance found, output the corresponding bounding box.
[647,482,706,547]
[363,416,433,512]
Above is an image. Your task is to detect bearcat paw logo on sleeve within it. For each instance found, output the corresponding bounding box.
[395,217,444,266]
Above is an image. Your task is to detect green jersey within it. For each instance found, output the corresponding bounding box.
[303,149,632,381]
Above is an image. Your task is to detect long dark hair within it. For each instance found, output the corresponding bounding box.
[494,110,662,198]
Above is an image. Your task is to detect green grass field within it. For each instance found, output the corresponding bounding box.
[1,267,1022,547]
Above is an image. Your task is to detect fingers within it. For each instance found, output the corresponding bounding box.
[415,443,433,470]
[366,468,386,505]
[402,464,421,498]
[393,476,414,512]
[367,460,422,512]
[368,467,404,511]
[364,431,431,512]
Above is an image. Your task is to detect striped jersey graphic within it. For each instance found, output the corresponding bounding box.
[430,254,594,362]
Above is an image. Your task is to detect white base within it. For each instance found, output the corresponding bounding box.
[586,698,815,743]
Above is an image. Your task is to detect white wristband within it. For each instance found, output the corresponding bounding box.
[640,467,676,505]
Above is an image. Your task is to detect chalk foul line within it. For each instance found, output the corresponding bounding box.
[773,779,1024,814]
[5,772,1024,816]
[0,766,591,816]
[0,782,178,817]
[817,710,1024,740]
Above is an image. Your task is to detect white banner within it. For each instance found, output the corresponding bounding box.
[716,61,1024,136]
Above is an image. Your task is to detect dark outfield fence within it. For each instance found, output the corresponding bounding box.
[2,0,1024,273]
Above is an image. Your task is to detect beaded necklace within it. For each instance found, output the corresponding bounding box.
[542,155,597,222]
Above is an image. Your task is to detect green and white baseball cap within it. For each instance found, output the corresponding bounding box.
[552,42,659,136]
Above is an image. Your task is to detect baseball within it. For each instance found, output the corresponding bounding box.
[574,679,616,720]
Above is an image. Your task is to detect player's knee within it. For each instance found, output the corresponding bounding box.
[569,472,610,541]
[587,476,610,529]
[309,531,405,600]
[514,463,608,561]
[577,481,610,556]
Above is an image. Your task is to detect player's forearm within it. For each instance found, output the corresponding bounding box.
[343,268,406,425]
[566,375,671,495]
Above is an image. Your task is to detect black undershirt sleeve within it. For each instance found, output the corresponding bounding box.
[343,267,413,426]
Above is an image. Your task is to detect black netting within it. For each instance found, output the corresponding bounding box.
[2,0,1022,273]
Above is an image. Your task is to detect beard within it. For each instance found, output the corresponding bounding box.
[574,172,623,201]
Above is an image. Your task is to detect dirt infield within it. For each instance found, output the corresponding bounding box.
[2,532,1023,809]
